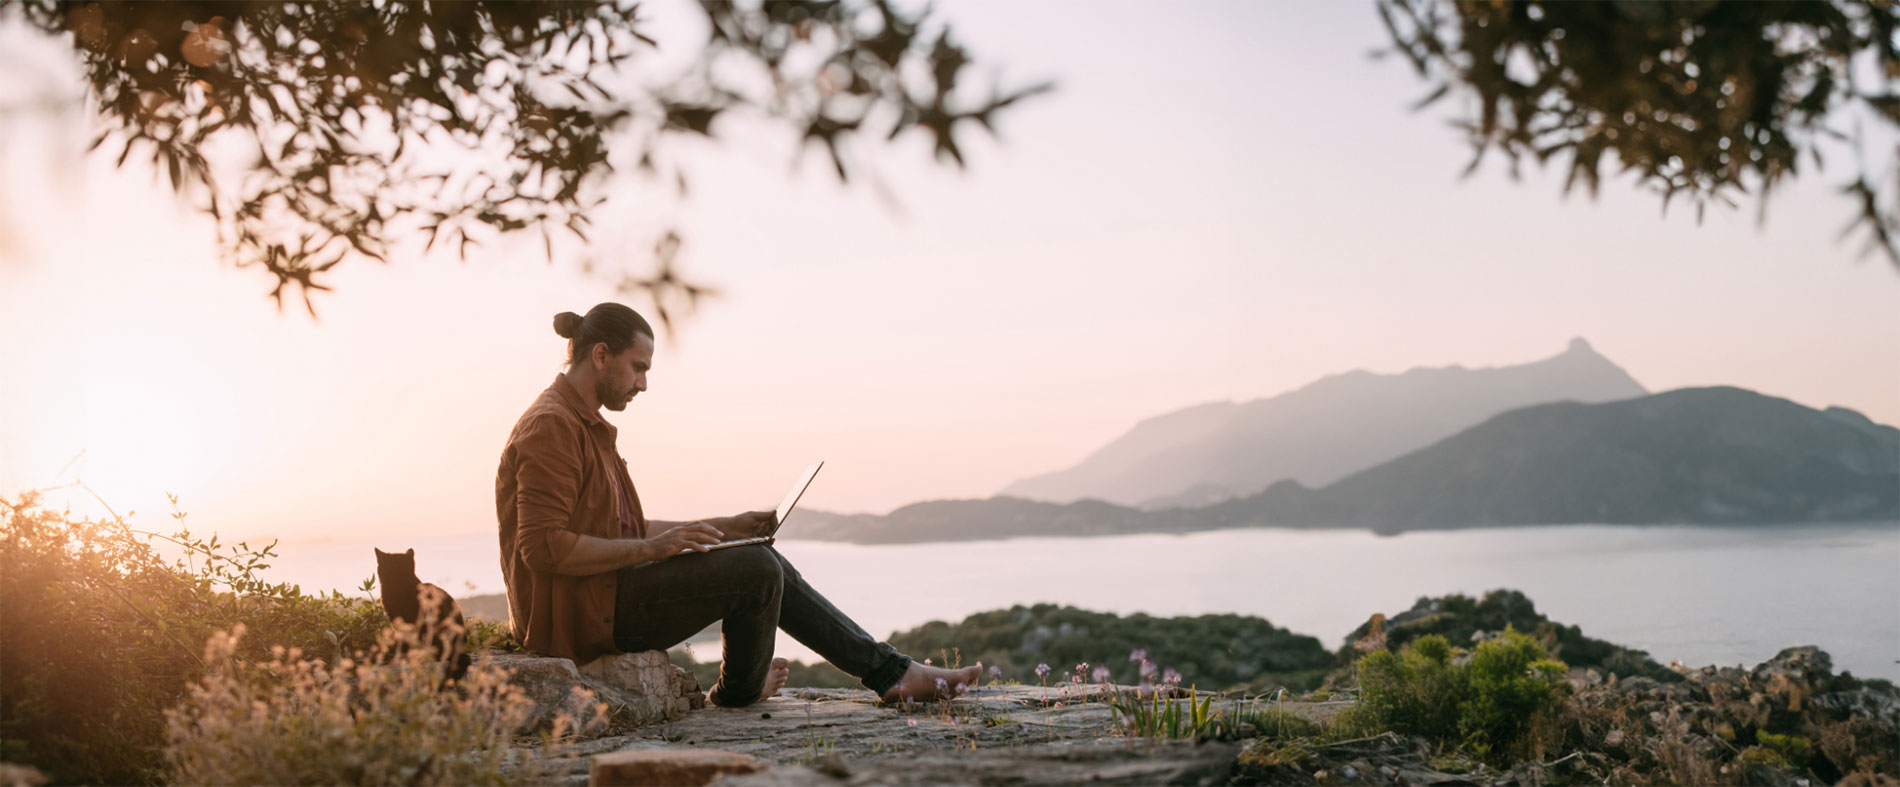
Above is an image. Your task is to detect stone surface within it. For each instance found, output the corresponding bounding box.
[500,645,1900,785]
[491,650,705,733]
[589,749,766,786]
[511,682,1344,785]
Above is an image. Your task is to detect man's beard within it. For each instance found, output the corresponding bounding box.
[597,379,631,411]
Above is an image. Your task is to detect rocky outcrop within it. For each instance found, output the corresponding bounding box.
[1335,590,1680,682]
[490,651,705,733]
[495,643,1897,786]
[509,684,1343,786]
[1252,646,1900,785]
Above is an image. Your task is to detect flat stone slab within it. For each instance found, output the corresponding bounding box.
[517,683,1343,785]
[589,749,767,786]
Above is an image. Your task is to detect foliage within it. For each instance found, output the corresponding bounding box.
[1107,685,1224,739]
[1378,0,1899,267]
[1337,589,1679,683]
[1341,628,1570,763]
[467,617,523,653]
[163,622,598,786]
[0,490,386,784]
[7,0,1049,318]
[888,603,1334,692]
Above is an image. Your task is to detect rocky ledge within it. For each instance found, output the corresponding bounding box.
[493,650,706,733]
[508,682,1344,786]
[494,645,1898,786]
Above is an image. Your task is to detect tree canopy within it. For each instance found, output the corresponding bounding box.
[8,0,1049,321]
[1377,0,1899,268]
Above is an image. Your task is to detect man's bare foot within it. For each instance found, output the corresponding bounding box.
[709,657,790,707]
[880,661,982,703]
[763,657,790,699]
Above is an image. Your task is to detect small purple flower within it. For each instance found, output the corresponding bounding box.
[1129,648,1147,663]
[935,677,949,693]
[923,658,932,666]
[907,717,917,728]
[1139,660,1158,679]
[1162,667,1182,686]
[1075,662,1089,675]
[1092,665,1111,683]
[1035,662,1051,680]
[988,665,1003,679]
[1071,674,1083,684]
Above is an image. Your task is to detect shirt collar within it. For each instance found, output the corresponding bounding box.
[550,374,609,428]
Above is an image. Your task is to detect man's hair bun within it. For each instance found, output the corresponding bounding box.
[553,311,584,339]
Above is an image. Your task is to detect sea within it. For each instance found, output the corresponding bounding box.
[268,522,1900,682]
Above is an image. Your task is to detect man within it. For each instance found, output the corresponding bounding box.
[497,302,978,706]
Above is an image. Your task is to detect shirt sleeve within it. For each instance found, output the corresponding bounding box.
[511,413,585,573]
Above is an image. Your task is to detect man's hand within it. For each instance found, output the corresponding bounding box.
[716,510,776,540]
[649,522,725,558]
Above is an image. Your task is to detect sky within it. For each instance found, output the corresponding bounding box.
[2,1,1896,545]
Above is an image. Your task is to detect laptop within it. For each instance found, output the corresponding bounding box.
[705,461,823,551]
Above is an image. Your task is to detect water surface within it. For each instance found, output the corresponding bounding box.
[273,523,1900,681]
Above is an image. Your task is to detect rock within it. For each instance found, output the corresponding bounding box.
[517,684,1335,785]
[0,762,48,787]
[489,650,705,734]
[588,749,765,786]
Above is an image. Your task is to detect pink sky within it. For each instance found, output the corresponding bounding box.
[2,1,1895,544]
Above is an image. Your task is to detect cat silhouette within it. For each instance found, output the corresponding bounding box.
[373,547,471,684]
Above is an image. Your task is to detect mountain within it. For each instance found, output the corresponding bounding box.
[999,338,1648,508]
[789,386,1899,543]
[1230,386,1900,532]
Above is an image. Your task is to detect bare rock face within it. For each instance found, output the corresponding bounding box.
[588,749,765,786]
[489,650,705,733]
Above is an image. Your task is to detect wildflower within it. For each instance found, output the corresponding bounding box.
[924,658,932,666]
[1035,662,1051,680]
[1139,659,1157,679]
[988,665,1003,679]
[907,717,917,728]
[1071,674,1082,684]
[1129,648,1147,663]
[1092,665,1111,683]
[935,677,948,693]
[1162,667,1182,686]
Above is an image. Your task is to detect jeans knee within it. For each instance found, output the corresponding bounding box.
[723,545,783,596]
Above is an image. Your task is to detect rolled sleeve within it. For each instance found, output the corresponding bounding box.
[512,414,585,572]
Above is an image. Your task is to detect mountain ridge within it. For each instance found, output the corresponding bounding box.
[1000,338,1649,508]
[789,385,1899,543]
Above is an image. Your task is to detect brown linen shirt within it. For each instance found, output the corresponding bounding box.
[496,374,648,665]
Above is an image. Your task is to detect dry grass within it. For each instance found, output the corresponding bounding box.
[163,621,604,786]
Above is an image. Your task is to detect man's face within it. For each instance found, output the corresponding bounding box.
[595,332,654,411]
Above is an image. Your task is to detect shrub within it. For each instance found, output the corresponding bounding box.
[1,491,385,783]
[162,622,599,785]
[887,603,1334,691]
[1342,628,1570,762]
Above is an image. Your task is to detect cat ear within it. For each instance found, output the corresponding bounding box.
[375,548,387,557]
[405,548,415,557]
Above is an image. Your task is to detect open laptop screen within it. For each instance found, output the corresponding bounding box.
[772,461,824,533]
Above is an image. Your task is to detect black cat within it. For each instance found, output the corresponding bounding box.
[373,548,471,684]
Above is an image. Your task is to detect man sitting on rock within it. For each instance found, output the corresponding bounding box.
[496,302,978,707]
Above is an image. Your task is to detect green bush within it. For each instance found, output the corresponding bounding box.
[1,492,386,784]
[1342,628,1569,762]
[888,603,1334,691]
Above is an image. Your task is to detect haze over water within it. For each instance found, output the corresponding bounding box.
[271,522,1900,683]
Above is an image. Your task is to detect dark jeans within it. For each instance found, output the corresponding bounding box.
[612,544,911,706]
